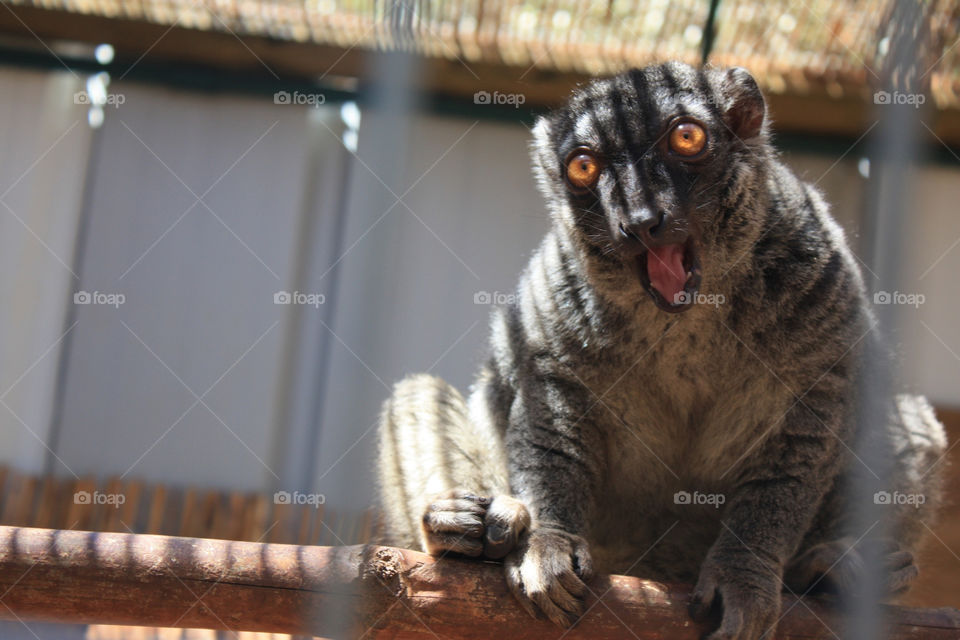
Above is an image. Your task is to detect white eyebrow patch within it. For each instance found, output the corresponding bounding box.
[573,112,596,144]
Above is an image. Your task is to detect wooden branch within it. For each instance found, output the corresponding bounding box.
[0,526,957,638]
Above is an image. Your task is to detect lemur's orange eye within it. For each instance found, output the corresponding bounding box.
[565,148,601,191]
[669,121,707,157]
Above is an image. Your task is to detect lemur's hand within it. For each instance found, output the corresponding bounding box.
[483,495,531,558]
[420,489,489,556]
[505,527,594,628]
[420,490,530,559]
[690,548,782,640]
[784,536,918,597]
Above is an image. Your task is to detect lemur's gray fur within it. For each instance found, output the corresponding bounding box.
[375,62,946,639]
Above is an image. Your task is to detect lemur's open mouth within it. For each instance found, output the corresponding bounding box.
[635,240,701,313]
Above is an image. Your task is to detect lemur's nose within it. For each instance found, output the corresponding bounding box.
[620,209,676,248]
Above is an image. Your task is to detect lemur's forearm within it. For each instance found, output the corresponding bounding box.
[506,375,603,534]
[718,400,844,566]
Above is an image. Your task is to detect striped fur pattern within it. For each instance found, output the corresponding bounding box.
[375,62,946,638]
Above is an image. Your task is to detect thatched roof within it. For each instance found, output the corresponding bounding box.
[5,0,960,109]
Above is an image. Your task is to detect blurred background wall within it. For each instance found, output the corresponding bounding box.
[0,62,957,502]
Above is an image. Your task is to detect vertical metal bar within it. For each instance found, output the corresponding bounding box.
[309,30,423,633]
[268,106,354,495]
[847,2,927,638]
[45,100,103,477]
[701,0,722,65]
[298,115,357,494]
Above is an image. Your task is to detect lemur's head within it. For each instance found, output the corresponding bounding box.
[531,61,768,313]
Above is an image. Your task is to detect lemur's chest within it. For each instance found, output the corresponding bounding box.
[591,323,789,502]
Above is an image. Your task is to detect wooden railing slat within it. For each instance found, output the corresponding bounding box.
[0,525,957,639]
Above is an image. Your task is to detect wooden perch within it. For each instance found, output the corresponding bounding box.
[0,526,957,638]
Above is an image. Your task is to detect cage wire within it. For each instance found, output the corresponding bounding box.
[844,1,932,638]
[0,0,952,637]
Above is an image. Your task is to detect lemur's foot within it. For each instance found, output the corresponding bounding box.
[420,489,530,559]
[785,537,918,597]
[505,527,594,628]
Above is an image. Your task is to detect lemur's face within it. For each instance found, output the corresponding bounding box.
[531,62,765,313]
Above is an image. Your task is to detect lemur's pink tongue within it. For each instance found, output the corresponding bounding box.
[647,244,687,302]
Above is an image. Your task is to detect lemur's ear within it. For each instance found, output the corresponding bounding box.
[531,115,552,148]
[530,115,560,181]
[721,67,765,140]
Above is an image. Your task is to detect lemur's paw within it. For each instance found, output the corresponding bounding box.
[784,537,918,597]
[505,528,594,628]
[483,495,530,559]
[690,549,781,640]
[420,489,490,557]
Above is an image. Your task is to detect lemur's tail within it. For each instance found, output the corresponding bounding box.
[888,393,948,547]
[375,374,508,549]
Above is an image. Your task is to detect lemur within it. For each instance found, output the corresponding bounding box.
[375,62,946,639]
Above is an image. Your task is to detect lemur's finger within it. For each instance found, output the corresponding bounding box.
[533,584,580,628]
[483,495,530,559]
[861,536,901,558]
[573,543,594,580]
[522,571,577,628]
[515,541,585,627]
[423,511,484,536]
[505,561,542,621]
[427,498,487,515]
[557,566,587,598]
[689,573,718,622]
[884,549,914,571]
[886,557,919,595]
[421,492,489,540]
[423,532,484,556]
[706,601,745,640]
[435,489,491,505]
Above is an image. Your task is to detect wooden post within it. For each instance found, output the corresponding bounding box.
[0,526,957,638]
